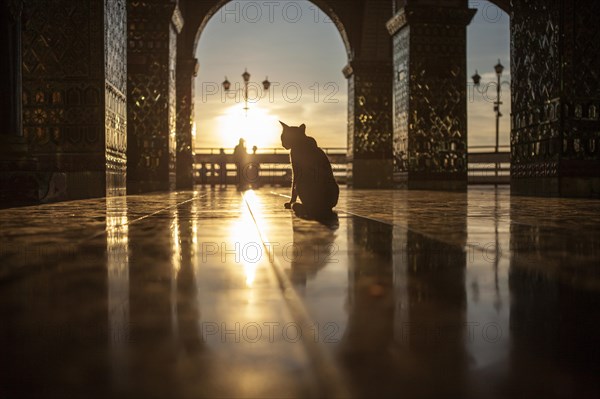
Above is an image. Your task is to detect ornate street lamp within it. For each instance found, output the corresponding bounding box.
[222,69,271,117]
[471,70,482,86]
[222,77,231,91]
[262,77,271,91]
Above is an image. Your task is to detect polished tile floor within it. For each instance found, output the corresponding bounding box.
[1,186,599,398]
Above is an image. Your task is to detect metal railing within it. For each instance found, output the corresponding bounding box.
[468,151,511,184]
[194,147,346,155]
[193,147,511,185]
[193,148,346,186]
[467,145,510,153]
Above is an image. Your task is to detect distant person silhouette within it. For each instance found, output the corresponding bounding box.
[200,162,208,185]
[233,138,249,189]
[248,145,260,188]
[218,148,227,186]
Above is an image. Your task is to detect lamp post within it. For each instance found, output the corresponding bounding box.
[472,59,506,181]
[222,69,271,117]
[471,59,505,153]
[493,59,504,154]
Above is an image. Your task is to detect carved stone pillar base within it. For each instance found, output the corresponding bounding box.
[347,159,394,189]
[407,176,468,191]
[512,177,600,198]
[0,135,38,207]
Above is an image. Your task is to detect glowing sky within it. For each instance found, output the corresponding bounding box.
[194,0,510,151]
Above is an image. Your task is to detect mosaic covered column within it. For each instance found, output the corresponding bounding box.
[387,4,475,191]
[19,0,127,201]
[1,0,22,140]
[0,0,39,205]
[511,0,600,197]
[127,1,183,193]
[341,0,395,189]
[344,60,394,189]
[175,57,197,190]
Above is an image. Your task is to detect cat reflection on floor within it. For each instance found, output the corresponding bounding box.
[280,121,339,220]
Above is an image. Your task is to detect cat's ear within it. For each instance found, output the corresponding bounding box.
[299,123,306,133]
[279,121,289,129]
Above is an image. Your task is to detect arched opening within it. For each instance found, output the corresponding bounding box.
[467,0,511,183]
[464,1,512,371]
[190,0,349,185]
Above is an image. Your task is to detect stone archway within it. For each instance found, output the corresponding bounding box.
[189,0,352,58]
[488,0,509,12]
[172,0,396,189]
[122,0,509,194]
[6,0,598,204]
[187,0,351,153]
[123,0,600,197]
[173,0,354,190]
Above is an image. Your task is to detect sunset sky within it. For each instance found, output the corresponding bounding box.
[194,0,511,151]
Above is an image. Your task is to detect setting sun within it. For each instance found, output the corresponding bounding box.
[216,105,281,150]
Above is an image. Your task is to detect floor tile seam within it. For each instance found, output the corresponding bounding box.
[116,193,211,229]
[87,192,213,241]
[243,192,354,399]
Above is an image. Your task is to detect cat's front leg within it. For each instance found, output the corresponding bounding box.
[284,180,298,209]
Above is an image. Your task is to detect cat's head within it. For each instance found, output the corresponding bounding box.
[280,121,306,150]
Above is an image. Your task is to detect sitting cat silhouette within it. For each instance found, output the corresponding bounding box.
[280,121,339,218]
